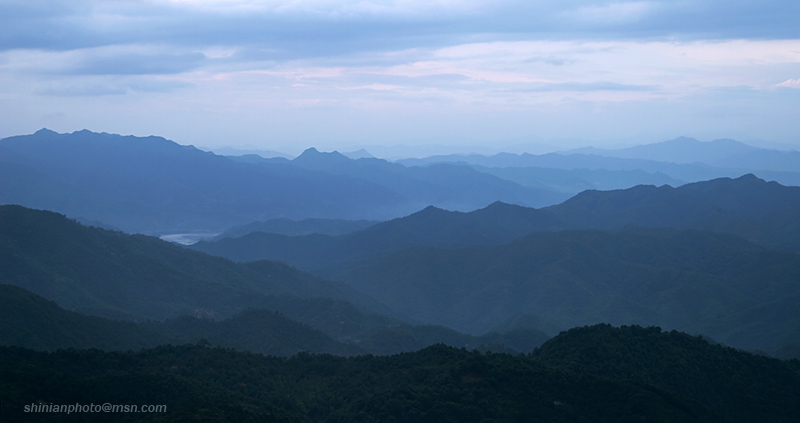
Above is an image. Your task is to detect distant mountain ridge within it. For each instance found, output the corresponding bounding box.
[0,129,563,234]
[570,136,800,171]
[192,174,800,270]
[396,137,800,188]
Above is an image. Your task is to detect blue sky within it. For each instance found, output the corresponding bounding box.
[1,0,799,155]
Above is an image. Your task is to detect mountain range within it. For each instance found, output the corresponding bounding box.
[397,137,800,188]
[0,205,549,355]
[2,128,800,420]
[569,136,800,171]
[330,227,800,351]
[6,130,798,236]
[186,175,800,352]
[0,129,562,234]
[191,174,800,269]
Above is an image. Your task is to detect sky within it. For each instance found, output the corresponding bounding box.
[1,0,799,156]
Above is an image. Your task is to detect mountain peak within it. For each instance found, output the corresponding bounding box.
[34,128,59,136]
[293,147,352,167]
[668,136,700,144]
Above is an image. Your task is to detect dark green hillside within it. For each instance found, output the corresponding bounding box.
[0,284,170,351]
[156,309,363,357]
[534,324,800,423]
[0,206,552,356]
[0,283,361,356]
[1,281,549,356]
[250,294,401,340]
[0,343,721,423]
[0,205,367,321]
[355,324,550,355]
[332,228,800,351]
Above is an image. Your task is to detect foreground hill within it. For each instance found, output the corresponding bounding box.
[331,228,800,352]
[0,344,716,422]
[4,325,798,422]
[533,324,800,423]
[192,174,800,269]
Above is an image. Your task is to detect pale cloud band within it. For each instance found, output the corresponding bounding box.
[1,0,799,148]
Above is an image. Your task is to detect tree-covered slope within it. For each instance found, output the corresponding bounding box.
[534,324,800,423]
[1,281,549,356]
[0,283,171,351]
[0,342,723,423]
[0,205,369,321]
[331,228,800,351]
[0,283,366,356]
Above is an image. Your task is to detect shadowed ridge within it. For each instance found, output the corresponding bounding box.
[533,324,800,423]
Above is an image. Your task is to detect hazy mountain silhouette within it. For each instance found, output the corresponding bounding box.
[214,217,378,240]
[571,136,800,171]
[190,202,558,269]
[0,129,566,234]
[473,165,684,194]
[0,129,404,234]
[192,175,800,270]
[397,141,800,188]
[289,147,566,212]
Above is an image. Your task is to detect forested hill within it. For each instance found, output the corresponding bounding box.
[330,227,800,351]
[0,204,371,321]
[533,324,800,423]
[2,324,798,422]
[0,207,552,356]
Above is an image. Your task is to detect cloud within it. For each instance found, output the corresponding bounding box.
[35,75,193,97]
[522,81,658,92]
[3,1,800,56]
[2,0,800,146]
[65,50,206,75]
[775,78,800,88]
